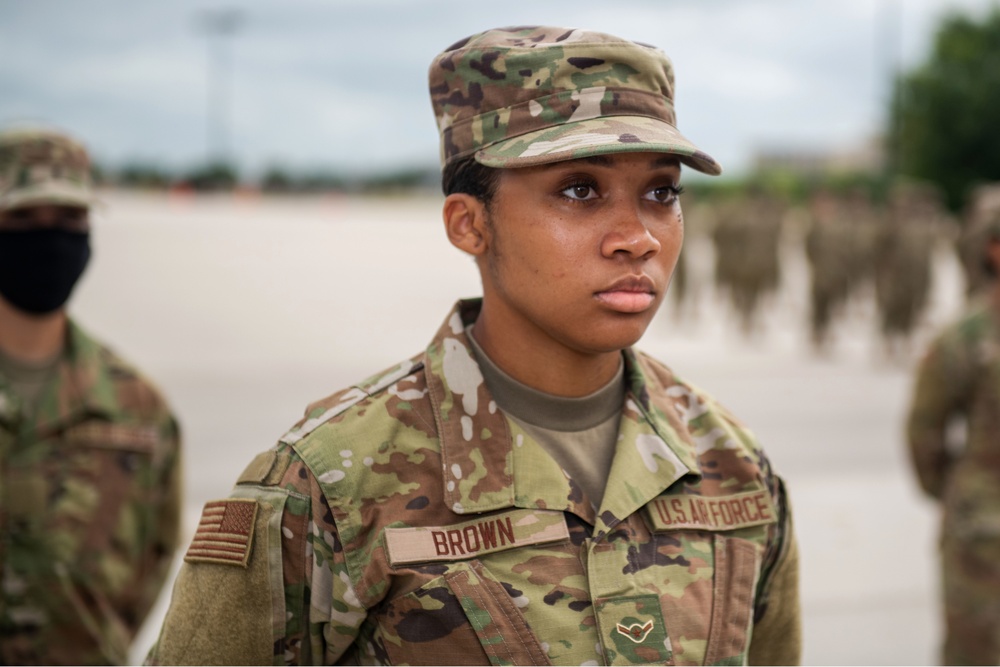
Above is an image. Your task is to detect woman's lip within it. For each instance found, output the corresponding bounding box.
[600,275,657,293]
[594,290,656,313]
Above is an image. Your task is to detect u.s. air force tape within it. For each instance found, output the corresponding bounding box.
[644,489,777,532]
[384,508,569,566]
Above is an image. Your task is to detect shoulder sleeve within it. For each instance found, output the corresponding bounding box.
[649,355,802,664]
[906,323,975,499]
[748,477,801,665]
[133,412,183,633]
[96,346,185,637]
[146,444,368,665]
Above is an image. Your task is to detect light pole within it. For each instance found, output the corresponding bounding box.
[879,0,902,179]
[197,8,244,166]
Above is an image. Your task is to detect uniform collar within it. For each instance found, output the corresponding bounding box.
[0,373,23,427]
[425,299,515,514]
[425,299,700,529]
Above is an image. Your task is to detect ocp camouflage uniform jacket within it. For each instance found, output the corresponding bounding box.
[908,299,1000,539]
[151,300,799,666]
[0,320,182,665]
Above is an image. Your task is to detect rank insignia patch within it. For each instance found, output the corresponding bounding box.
[597,595,671,663]
[616,620,655,643]
[184,499,258,567]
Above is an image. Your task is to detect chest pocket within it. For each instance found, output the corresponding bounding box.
[705,533,762,665]
[585,529,765,667]
[7,421,159,571]
[378,559,552,666]
[606,489,776,667]
[377,509,569,665]
[2,420,160,661]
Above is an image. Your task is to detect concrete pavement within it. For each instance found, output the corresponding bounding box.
[68,191,953,664]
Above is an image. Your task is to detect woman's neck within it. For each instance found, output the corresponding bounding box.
[471,311,623,398]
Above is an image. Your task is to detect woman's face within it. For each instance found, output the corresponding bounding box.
[478,151,684,357]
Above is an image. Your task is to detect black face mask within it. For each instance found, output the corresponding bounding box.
[0,229,91,314]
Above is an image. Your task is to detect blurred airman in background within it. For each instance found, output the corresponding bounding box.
[804,188,878,350]
[907,184,1000,665]
[0,128,182,664]
[874,183,946,360]
[804,188,841,349]
[711,191,784,334]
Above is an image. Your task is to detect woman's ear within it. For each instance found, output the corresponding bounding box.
[988,238,1000,277]
[443,193,489,257]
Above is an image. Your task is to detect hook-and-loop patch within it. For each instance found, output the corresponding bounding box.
[644,489,777,532]
[184,498,259,567]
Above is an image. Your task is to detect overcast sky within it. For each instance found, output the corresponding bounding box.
[2,0,997,178]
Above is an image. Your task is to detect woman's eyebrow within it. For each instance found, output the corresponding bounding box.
[649,155,681,169]
[580,155,614,167]
[557,154,680,169]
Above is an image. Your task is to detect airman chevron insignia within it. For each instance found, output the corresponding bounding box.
[616,620,655,643]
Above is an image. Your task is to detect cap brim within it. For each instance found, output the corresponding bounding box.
[474,115,722,176]
[0,181,94,211]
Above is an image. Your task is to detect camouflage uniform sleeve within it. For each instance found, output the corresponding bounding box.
[690,382,802,664]
[286,447,369,664]
[147,443,367,665]
[748,478,801,665]
[102,351,186,638]
[134,412,184,631]
[906,327,971,499]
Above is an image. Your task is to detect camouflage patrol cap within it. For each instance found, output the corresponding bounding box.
[429,26,721,175]
[0,128,94,211]
[959,184,1000,286]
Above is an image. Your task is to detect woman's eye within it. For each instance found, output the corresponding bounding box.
[644,185,683,204]
[562,184,598,201]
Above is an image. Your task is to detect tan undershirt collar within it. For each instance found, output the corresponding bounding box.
[466,326,625,432]
[0,345,61,412]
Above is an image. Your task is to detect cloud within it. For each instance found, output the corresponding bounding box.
[1,0,996,175]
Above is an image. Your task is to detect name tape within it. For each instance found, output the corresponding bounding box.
[385,509,569,566]
[64,423,160,452]
[644,489,777,532]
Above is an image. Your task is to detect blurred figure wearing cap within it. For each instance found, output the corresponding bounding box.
[907,188,1000,665]
[0,128,182,664]
[150,26,799,665]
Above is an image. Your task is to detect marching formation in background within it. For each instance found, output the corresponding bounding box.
[671,182,953,359]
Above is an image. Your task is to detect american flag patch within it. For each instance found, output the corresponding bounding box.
[184,499,258,567]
